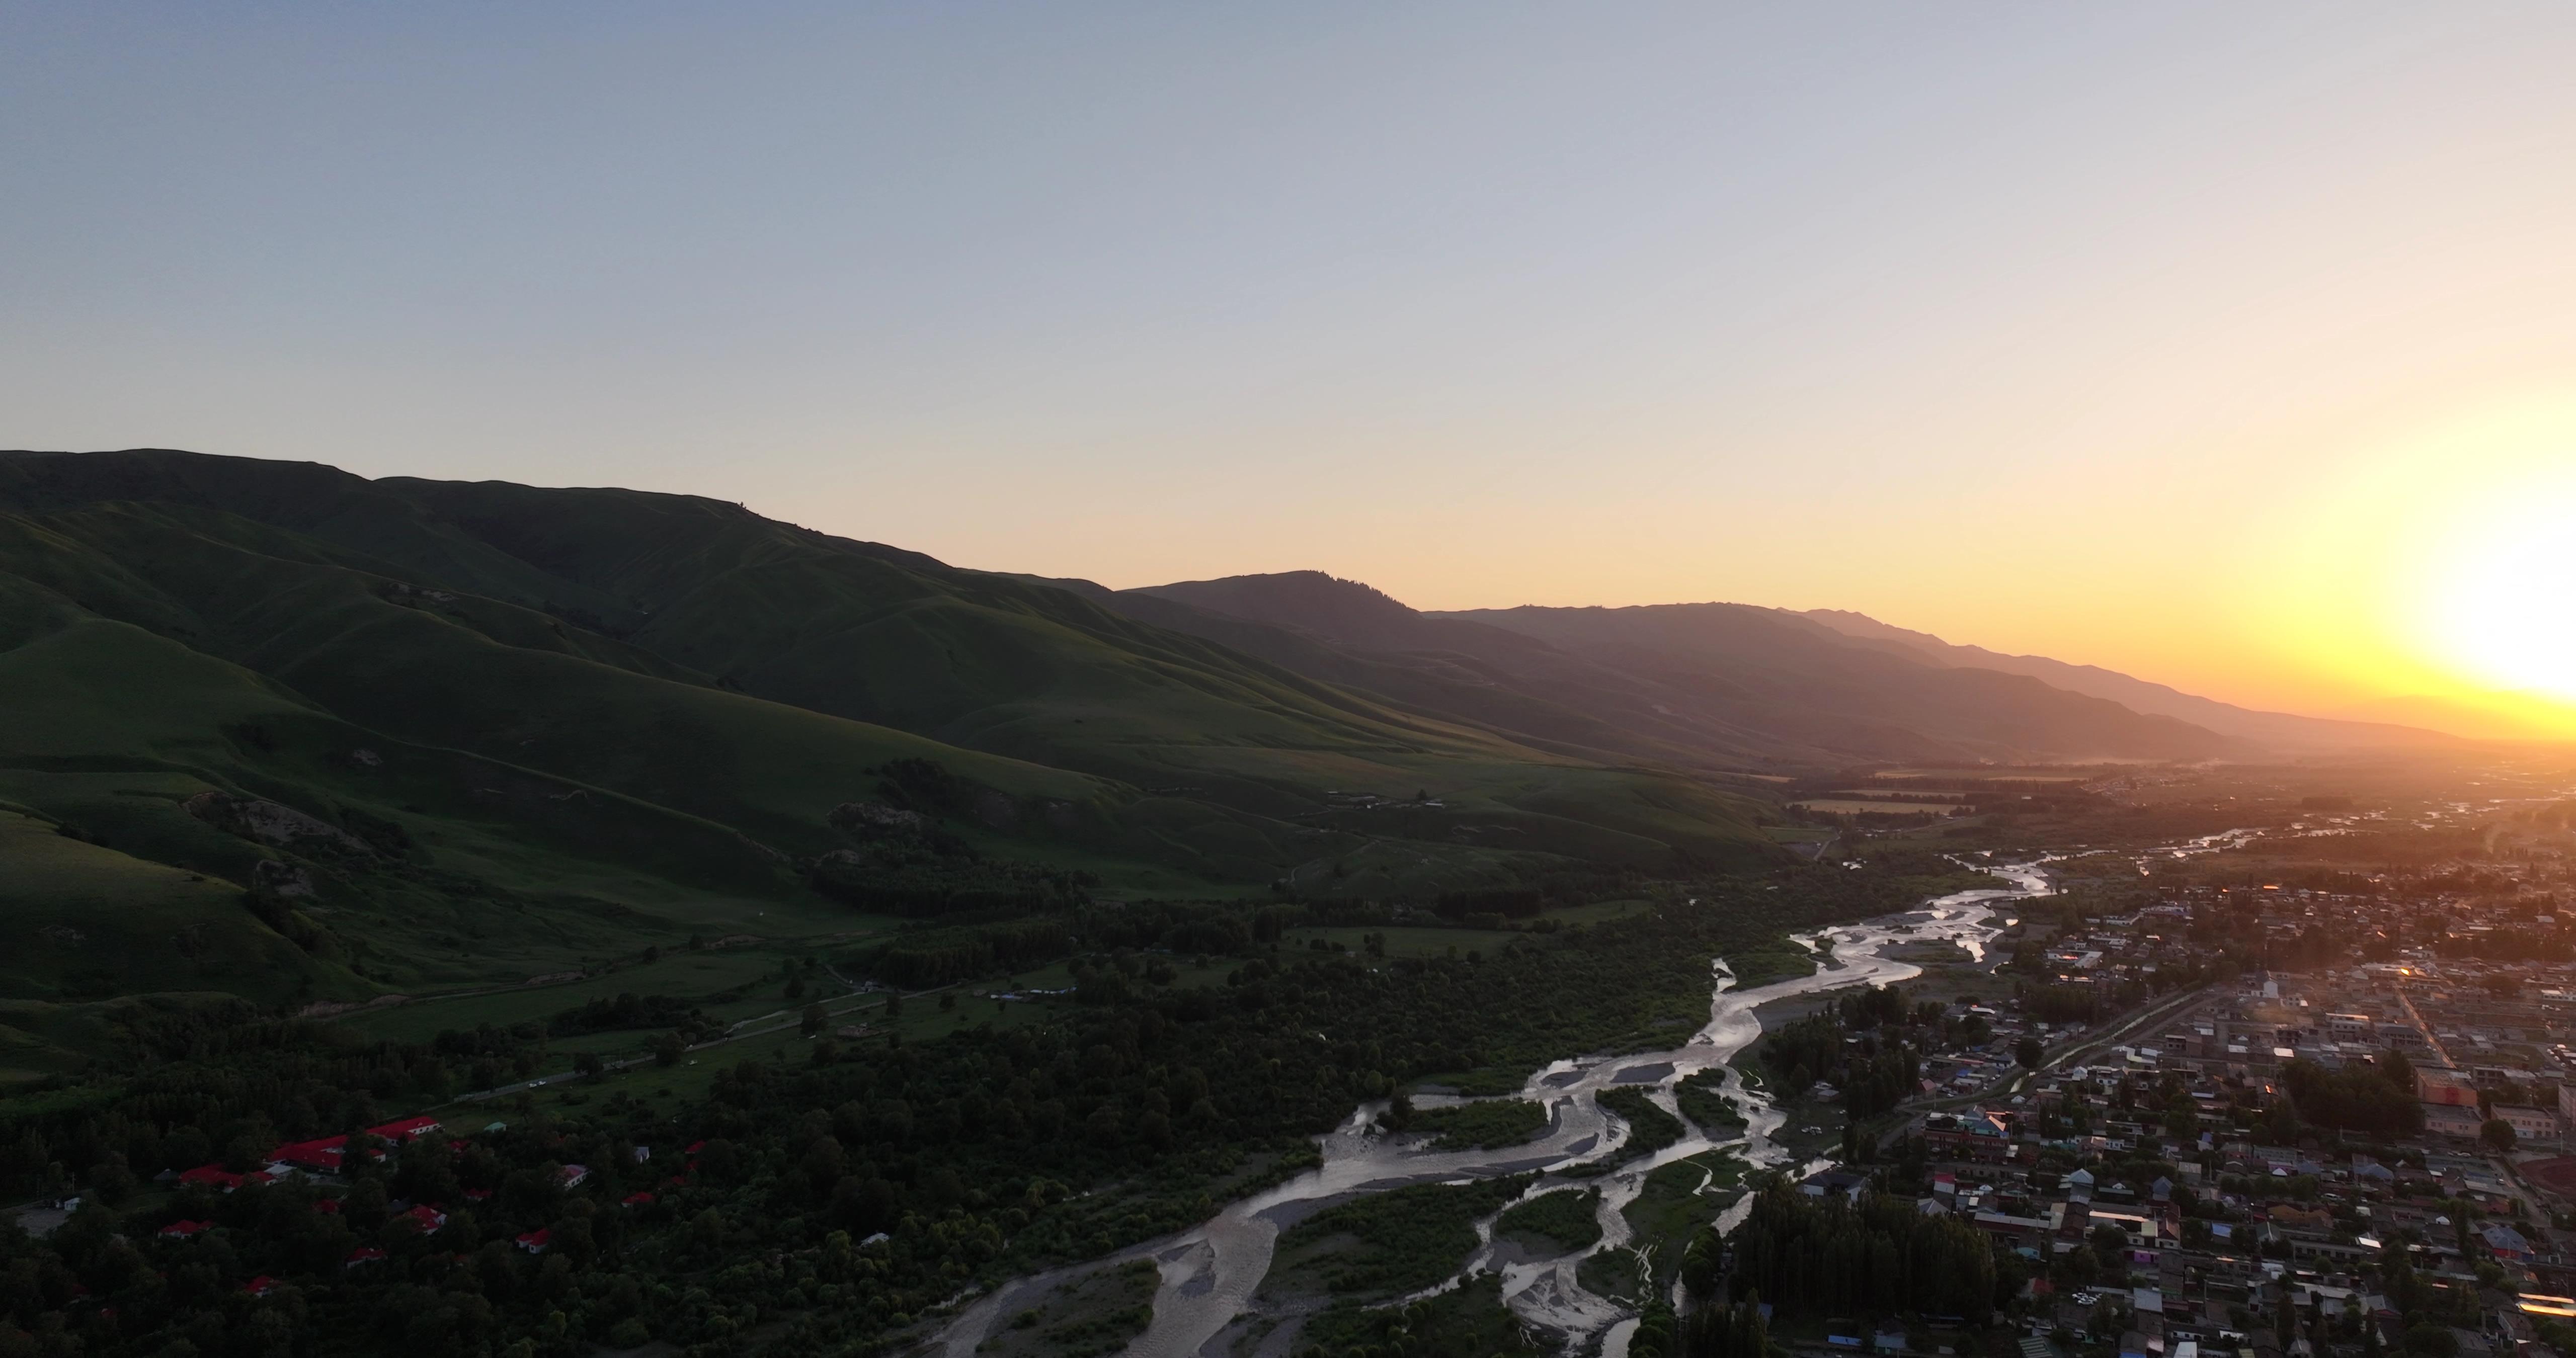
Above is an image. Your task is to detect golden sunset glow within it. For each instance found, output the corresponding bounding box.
[10,8,2576,743]
[2423,474,2576,703]
[2195,401,2576,740]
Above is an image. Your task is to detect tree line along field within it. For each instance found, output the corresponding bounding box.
[325,887,1683,1103]
[0,856,1987,1357]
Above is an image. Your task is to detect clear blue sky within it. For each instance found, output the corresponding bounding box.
[10,4,2576,718]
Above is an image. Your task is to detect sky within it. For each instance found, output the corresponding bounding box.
[9,4,2576,736]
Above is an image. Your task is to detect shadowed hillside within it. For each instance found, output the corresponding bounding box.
[1796,608,2455,750]
[0,449,1786,1027]
[1106,571,2236,769]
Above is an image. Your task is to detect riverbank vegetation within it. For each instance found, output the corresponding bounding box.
[1598,1087,1686,1162]
[1578,1245,1645,1302]
[1294,1276,1544,1358]
[1724,948,1820,987]
[1624,1151,1745,1293]
[1495,1187,1602,1253]
[984,1259,1160,1358]
[1264,1177,1530,1302]
[1408,1097,1549,1151]
[1673,1070,1746,1137]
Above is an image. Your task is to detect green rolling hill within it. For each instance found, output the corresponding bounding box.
[0,449,1785,1044]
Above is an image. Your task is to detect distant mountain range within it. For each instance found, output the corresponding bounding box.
[0,449,2464,1020]
[1791,609,2455,752]
[1074,571,2450,772]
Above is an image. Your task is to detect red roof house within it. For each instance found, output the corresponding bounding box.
[346,1246,388,1267]
[558,1164,589,1189]
[268,1135,349,1173]
[158,1219,212,1240]
[243,1276,278,1298]
[515,1229,550,1253]
[622,1192,654,1208]
[177,1165,245,1192]
[366,1116,442,1144]
[400,1204,448,1234]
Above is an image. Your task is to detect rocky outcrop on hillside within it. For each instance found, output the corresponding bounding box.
[183,791,373,857]
[829,801,930,836]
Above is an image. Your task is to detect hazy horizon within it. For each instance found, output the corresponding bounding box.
[11,4,2576,734]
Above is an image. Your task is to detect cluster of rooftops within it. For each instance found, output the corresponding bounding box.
[144,1113,717,1293]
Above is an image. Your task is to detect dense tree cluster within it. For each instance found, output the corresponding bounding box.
[1722,1186,2002,1320]
[2281,1057,2424,1138]
[0,861,1979,1356]
[1677,1294,1770,1358]
[1755,983,1952,1119]
[860,919,1076,989]
[804,844,1094,920]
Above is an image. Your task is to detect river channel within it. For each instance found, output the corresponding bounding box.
[930,861,2056,1358]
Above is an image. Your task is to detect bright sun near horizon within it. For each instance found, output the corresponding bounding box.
[12,5,2576,741]
[2213,403,2576,740]
[2425,472,2576,704]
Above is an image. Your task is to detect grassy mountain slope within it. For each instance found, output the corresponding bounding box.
[1115,571,2230,766]
[0,612,853,1001]
[365,478,1670,832]
[0,452,1779,853]
[1449,602,2229,762]
[1111,573,1836,770]
[1053,575,1750,773]
[0,511,1106,862]
[0,809,355,1008]
[0,448,1788,1023]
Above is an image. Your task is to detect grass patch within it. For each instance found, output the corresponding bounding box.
[1577,1247,1643,1302]
[1296,1274,1545,1358]
[1674,1069,1746,1138]
[1620,1150,1743,1289]
[1495,1188,1601,1253]
[0,809,360,1009]
[1414,1068,1527,1097]
[1597,1086,1685,1161]
[1408,1098,1548,1150]
[984,1258,1158,1358]
[1725,948,1819,988]
[1265,1177,1529,1303]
